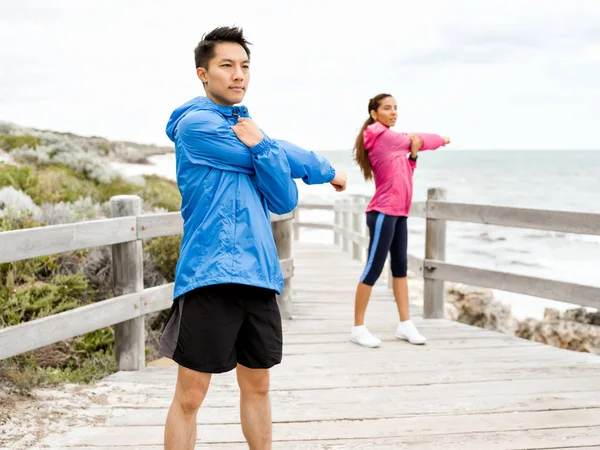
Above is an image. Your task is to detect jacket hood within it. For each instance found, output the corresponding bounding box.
[363,121,388,150]
[166,96,249,142]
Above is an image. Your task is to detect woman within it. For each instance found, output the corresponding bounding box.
[350,93,450,348]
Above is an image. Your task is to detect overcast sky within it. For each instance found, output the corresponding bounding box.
[1,0,599,150]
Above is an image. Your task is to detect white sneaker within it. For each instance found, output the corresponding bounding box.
[350,326,381,348]
[396,320,427,345]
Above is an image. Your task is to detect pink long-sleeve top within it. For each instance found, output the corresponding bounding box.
[364,121,445,217]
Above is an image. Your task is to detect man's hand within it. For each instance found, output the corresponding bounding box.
[231,118,264,148]
[330,170,347,192]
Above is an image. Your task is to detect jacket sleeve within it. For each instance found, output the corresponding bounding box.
[274,139,336,185]
[179,110,254,173]
[248,137,299,214]
[407,156,417,174]
[412,133,446,152]
[179,110,298,214]
[387,131,445,153]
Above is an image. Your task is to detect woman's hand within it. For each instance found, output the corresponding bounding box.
[409,135,423,158]
[443,136,451,145]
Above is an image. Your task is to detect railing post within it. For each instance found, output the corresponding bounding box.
[334,201,341,246]
[110,195,145,371]
[352,196,362,261]
[272,215,293,320]
[342,198,350,252]
[293,207,300,241]
[362,198,370,263]
[424,188,447,319]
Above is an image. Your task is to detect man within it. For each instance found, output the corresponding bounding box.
[159,26,347,449]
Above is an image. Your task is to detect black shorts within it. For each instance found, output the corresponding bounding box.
[159,283,283,374]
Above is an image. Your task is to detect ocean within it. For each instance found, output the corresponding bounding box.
[112,149,600,321]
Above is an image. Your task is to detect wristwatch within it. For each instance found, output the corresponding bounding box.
[409,154,418,161]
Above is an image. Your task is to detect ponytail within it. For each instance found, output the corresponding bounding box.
[353,117,375,181]
[353,93,392,181]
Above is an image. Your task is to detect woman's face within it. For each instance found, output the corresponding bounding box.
[371,96,397,127]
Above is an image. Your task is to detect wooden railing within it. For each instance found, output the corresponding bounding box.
[3,189,599,370]
[0,195,294,370]
[295,188,600,318]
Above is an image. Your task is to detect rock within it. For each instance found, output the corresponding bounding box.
[562,308,600,326]
[447,286,600,355]
[516,318,600,354]
[446,283,518,334]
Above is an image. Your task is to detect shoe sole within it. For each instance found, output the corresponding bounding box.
[396,334,426,345]
[349,337,381,348]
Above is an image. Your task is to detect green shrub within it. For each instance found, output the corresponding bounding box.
[0,134,40,151]
[0,164,39,193]
[144,235,182,281]
[138,175,181,212]
[0,273,91,327]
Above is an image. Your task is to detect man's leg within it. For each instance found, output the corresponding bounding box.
[164,365,212,450]
[236,364,272,450]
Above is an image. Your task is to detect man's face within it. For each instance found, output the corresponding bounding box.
[197,42,250,106]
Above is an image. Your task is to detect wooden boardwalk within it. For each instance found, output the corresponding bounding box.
[36,242,600,449]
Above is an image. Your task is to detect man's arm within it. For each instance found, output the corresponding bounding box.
[275,139,347,192]
[274,140,335,184]
[180,111,298,214]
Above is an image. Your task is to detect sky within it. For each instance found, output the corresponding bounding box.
[0,0,599,151]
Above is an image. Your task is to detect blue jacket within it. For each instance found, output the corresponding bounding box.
[166,96,335,298]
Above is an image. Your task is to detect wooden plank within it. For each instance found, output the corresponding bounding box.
[295,221,334,230]
[49,426,600,449]
[38,409,600,446]
[102,375,600,404]
[272,345,597,369]
[143,283,175,314]
[0,217,136,264]
[408,200,427,218]
[86,391,600,427]
[297,203,334,210]
[0,292,141,360]
[137,212,182,239]
[428,201,600,236]
[110,363,600,390]
[83,378,600,409]
[334,225,368,248]
[422,259,600,309]
[137,211,294,239]
[334,199,425,216]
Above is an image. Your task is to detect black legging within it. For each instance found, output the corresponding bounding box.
[360,211,408,286]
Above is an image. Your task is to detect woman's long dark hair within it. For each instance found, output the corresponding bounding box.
[354,93,392,181]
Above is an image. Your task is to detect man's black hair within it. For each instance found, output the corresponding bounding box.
[194,26,251,69]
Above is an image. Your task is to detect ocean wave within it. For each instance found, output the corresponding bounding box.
[524,230,600,245]
[508,260,543,268]
[462,232,507,242]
